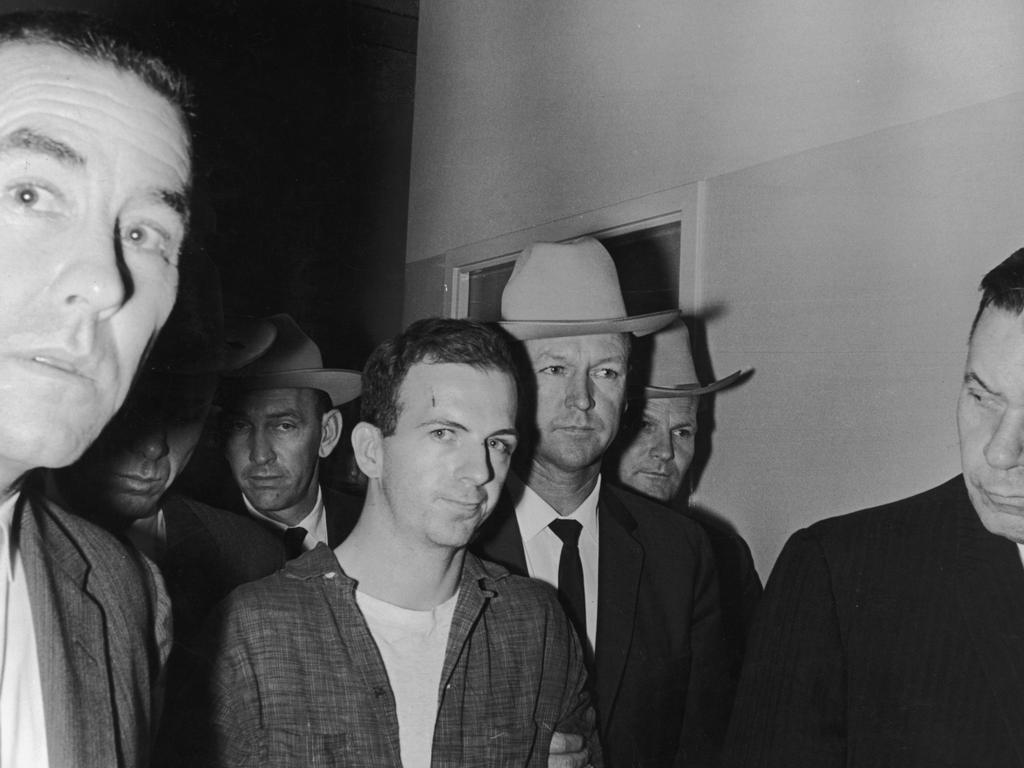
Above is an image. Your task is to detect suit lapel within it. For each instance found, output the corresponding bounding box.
[473,489,529,575]
[954,484,1024,765]
[594,486,643,732]
[21,495,118,768]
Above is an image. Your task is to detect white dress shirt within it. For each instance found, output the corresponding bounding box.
[126,508,167,563]
[509,473,600,653]
[0,492,49,767]
[245,486,327,552]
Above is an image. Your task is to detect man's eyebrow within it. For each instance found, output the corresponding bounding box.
[419,418,467,431]
[489,427,519,440]
[159,188,189,218]
[964,371,997,395]
[0,128,84,166]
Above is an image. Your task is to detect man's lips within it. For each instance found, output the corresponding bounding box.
[112,472,167,494]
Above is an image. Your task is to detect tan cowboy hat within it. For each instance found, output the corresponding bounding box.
[225,314,362,406]
[634,319,748,398]
[499,237,679,340]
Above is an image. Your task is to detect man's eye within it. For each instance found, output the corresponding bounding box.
[487,437,514,455]
[672,428,694,439]
[8,182,61,213]
[593,368,620,379]
[431,428,455,440]
[540,365,565,376]
[274,422,296,432]
[121,222,175,261]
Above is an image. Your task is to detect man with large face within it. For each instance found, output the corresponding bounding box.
[183,319,600,767]
[0,11,192,767]
[474,238,734,768]
[725,248,1024,767]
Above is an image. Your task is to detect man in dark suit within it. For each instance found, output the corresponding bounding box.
[220,314,363,556]
[605,319,761,663]
[0,11,193,766]
[724,247,1024,767]
[48,266,287,645]
[474,238,733,767]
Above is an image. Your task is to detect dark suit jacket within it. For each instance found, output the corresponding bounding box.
[724,476,1024,768]
[473,480,732,768]
[231,485,362,552]
[159,493,286,645]
[22,489,171,768]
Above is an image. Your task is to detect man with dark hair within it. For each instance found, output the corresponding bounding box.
[186,317,600,767]
[725,247,1024,767]
[0,10,192,767]
[47,258,286,646]
[220,314,363,557]
[474,238,733,768]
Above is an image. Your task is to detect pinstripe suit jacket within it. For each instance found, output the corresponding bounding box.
[186,547,601,767]
[724,476,1024,767]
[21,489,172,768]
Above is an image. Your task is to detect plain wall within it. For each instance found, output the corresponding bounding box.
[406,0,1024,577]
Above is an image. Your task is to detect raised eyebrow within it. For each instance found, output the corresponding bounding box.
[0,128,84,166]
[419,419,467,431]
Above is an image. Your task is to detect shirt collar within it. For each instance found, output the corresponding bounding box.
[513,472,601,544]
[0,492,19,581]
[245,486,324,533]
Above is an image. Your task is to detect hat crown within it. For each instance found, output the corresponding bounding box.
[645,321,699,389]
[236,314,324,377]
[501,238,629,323]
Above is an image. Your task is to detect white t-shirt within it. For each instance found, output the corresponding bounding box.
[355,589,458,768]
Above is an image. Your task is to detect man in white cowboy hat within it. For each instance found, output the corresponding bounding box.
[221,314,364,557]
[474,237,734,768]
[605,319,761,664]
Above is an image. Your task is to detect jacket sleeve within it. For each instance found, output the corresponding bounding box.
[549,597,605,768]
[722,529,847,768]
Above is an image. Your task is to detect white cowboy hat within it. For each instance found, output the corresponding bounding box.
[634,319,748,398]
[499,237,678,341]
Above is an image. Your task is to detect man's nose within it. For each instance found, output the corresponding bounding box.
[649,428,674,461]
[458,443,493,487]
[131,425,169,462]
[985,411,1024,470]
[250,430,276,464]
[564,371,595,411]
[50,226,128,321]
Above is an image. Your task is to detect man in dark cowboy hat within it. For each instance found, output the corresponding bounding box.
[606,319,761,663]
[474,237,734,767]
[221,314,363,557]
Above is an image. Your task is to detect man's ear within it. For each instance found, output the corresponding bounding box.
[319,408,344,458]
[351,422,383,479]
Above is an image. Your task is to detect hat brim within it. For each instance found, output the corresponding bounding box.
[229,368,363,406]
[639,368,750,398]
[499,309,678,341]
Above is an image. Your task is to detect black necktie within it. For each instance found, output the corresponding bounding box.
[549,519,587,647]
[283,526,308,559]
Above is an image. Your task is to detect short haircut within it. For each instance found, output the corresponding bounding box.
[0,11,193,121]
[971,247,1024,339]
[361,318,518,436]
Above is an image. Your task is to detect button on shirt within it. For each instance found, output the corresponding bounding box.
[0,493,49,768]
[510,473,600,653]
[245,486,327,552]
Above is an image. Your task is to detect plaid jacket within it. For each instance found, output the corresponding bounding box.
[189,546,601,767]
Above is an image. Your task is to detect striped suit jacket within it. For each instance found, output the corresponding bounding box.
[724,476,1024,767]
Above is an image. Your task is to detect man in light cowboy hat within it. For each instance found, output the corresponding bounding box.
[606,319,761,664]
[221,314,363,557]
[474,237,734,768]
[47,259,289,646]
